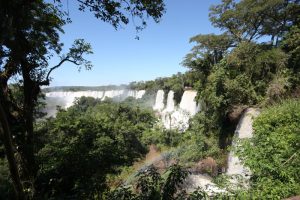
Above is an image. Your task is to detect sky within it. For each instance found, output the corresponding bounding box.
[49,0,221,86]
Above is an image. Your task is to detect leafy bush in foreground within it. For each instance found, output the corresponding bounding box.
[34,97,156,199]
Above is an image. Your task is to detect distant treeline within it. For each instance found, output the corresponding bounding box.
[43,71,199,93]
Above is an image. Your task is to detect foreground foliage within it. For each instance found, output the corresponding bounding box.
[106,164,190,200]
[34,98,156,199]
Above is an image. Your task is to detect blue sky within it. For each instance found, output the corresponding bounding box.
[49,0,221,86]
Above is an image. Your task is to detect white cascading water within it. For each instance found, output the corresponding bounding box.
[46,88,199,130]
[153,90,165,111]
[161,91,176,129]
[44,89,146,116]
[165,90,175,112]
[102,90,125,101]
[227,108,260,185]
[136,90,146,99]
[127,90,137,98]
[179,90,198,115]
[126,90,146,99]
[158,90,199,130]
[46,91,105,108]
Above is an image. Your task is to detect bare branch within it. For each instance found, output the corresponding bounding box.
[41,57,79,85]
[282,152,297,166]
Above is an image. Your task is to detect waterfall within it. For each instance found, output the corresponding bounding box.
[179,90,198,115]
[153,90,165,111]
[184,108,260,195]
[160,90,199,131]
[45,88,199,131]
[102,90,125,101]
[227,108,260,185]
[126,90,146,99]
[165,91,175,112]
[161,91,175,129]
[44,89,146,117]
[45,90,105,107]
[136,90,146,99]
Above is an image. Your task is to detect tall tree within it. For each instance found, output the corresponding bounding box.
[0,1,92,198]
[182,0,299,154]
[209,0,300,44]
[0,0,165,199]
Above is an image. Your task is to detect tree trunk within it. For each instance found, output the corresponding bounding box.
[20,60,38,197]
[0,101,25,200]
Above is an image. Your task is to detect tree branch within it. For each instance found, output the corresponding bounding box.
[40,57,80,86]
[248,16,265,42]
[282,152,297,166]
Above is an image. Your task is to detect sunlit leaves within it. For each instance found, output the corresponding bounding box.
[72,0,165,32]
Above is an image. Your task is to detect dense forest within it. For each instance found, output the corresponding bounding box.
[1,0,300,199]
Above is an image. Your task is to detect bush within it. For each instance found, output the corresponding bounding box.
[35,98,156,198]
[141,128,182,149]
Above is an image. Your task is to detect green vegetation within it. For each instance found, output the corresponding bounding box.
[0,158,13,199]
[181,0,300,164]
[108,100,300,200]
[34,97,156,199]
[106,164,190,200]
[123,0,300,198]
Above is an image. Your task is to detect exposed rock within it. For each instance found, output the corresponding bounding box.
[285,196,300,200]
[145,145,160,162]
[192,157,218,177]
[227,105,247,123]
